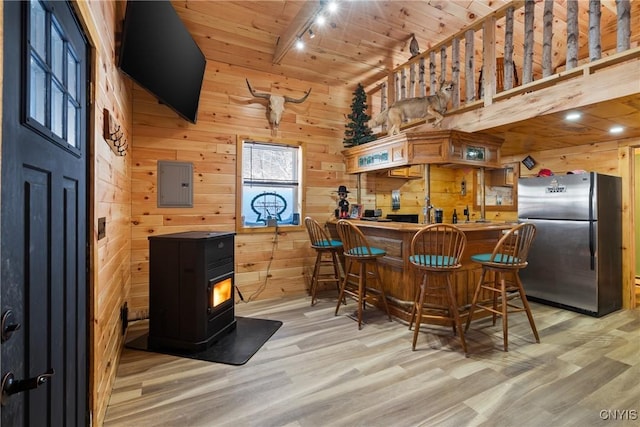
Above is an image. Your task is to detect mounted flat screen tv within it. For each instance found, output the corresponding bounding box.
[118,0,206,123]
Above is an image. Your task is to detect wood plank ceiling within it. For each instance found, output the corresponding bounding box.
[174,0,640,154]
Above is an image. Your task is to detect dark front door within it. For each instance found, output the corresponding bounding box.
[1,1,88,425]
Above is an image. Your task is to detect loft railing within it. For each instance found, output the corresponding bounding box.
[367,0,638,131]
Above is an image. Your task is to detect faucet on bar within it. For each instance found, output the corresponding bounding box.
[424,196,434,224]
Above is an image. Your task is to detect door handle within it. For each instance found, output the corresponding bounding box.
[1,369,55,405]
[1,310,21,342]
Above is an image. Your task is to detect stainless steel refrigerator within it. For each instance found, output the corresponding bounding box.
[518,172,621,317]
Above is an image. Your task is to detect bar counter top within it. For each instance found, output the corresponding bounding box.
[326,219,519,322]
[329,218,518,233]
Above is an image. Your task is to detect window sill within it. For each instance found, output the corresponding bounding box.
[236,224,305,234]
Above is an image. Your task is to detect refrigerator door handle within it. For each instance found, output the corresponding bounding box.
[589,221,595,270]
[589,173,595,270]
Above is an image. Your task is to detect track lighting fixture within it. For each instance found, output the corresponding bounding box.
[293,1,341,53]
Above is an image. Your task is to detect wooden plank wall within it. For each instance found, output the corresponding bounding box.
[73,2,134,425]
[366,166,517,224]
[503,141,622,178]
[130,60,354,318]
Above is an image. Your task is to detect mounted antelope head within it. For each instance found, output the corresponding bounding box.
[246,79,311,133]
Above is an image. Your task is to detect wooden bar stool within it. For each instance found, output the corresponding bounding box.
[304,217,343,306]
[465,222,540,351]
[334,219,391,329]
[409,224,467,354]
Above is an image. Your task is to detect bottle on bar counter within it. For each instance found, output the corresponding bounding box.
[452,209,458,224]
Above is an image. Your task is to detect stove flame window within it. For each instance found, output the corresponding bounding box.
[210,276,232,310]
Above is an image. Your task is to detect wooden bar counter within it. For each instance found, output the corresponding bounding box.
[326,219,518,322]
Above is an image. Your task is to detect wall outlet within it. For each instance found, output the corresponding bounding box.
[460,180,467,196]
[98,217,106,240]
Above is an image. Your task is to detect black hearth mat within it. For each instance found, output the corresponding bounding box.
[124,317,282,366]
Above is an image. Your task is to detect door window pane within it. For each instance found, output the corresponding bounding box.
[29,56,47,125]
[30,1,46,59]
[67,100,77,147]
[51,82,64,138]
[51,22,64,82]
[67,49,77,100]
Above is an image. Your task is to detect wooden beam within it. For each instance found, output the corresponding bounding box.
[272,0,322,65]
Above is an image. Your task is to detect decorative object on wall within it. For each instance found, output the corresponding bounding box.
[392,190,401,210]
[245,79,311,135]
[522,155,536,170]
[103,108,127,156]
[409,34,420,58]
[344,83,375,147]
[370,80,454,136]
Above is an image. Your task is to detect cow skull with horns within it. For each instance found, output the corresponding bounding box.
[246,79,311,134]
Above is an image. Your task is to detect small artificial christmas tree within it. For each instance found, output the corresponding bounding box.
[343,83,375,147]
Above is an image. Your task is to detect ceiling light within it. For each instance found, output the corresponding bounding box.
[327,1,338,13]
[609,126,624,134]
[295,38,304,50]
[316,14,326,26]
[308,29,315,39]
[565,112,581,121]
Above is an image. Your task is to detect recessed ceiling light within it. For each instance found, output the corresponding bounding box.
[609,126,624,134]
[295,38,304,50]
[316,14,326,26]
[565,112,581,121]
[327,1,338,13]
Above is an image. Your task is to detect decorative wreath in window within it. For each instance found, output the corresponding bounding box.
[250,192,287,223]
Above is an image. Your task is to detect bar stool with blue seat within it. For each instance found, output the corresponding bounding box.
[304,217,344,306]
[465,222,540,352]
[335,219,391,329]
[409,224,468,354]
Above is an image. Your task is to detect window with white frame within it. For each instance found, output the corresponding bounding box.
[240,140,303,228]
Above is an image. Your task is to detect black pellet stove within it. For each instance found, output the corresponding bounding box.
[148,231,236,352]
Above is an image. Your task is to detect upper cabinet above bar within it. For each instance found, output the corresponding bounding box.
[342,130,503,174]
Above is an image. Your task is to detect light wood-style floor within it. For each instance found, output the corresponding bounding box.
[104,294,640,427]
